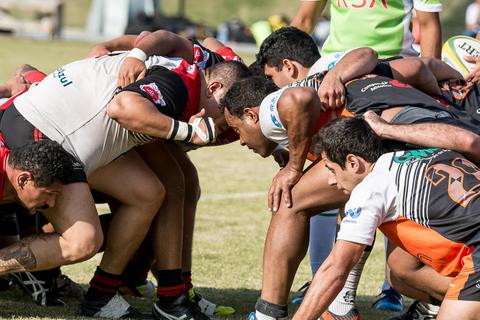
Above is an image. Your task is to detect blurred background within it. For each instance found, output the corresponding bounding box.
[0,0,474,47]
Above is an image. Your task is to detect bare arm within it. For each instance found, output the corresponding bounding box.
[86,35,138,57]
[290,0,327,34]
[293,240,366,319]
[268,87,321,212]
[363,110,480,162]
[388,57,442,95]
[117,30,195,87]
[107,92,213,145]
[420,57,464,81]
[416,11,442,59]
[320,48,379,109]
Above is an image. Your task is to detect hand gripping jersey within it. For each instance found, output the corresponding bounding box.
[339,149,480,301]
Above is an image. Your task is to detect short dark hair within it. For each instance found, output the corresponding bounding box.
[318,117,384,168]
[8,140,74,187]
[207,60,251,97]
[220,76,278,117]
[256,27,320,70]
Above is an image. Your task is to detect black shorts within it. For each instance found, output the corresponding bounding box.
[0,104,86,183]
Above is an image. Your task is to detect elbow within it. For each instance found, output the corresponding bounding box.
[463,133,480,162]
[358,47,378,66]
[107,94,141,131]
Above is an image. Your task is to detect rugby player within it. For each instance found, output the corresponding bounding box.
[85,30,242,317]
[293,117,480,320]
[222,71,480,319]
[0,36,248,319]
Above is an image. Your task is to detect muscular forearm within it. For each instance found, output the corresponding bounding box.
[282,89,320,172]
[137,30,193,63]
[99,35,137,51]
[417,12,442,59]
[293,262,348,319]
[290,0,327,34]
[421,57,463,81]
[377,122,480,162]
[330,48,378,83]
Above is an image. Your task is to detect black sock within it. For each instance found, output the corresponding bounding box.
[85,267,122,301]
[255,298,288,318]
[156,269,186,304]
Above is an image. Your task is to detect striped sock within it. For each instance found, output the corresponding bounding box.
[85,267,122,301]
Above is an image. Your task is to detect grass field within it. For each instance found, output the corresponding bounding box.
[0,36,404,320]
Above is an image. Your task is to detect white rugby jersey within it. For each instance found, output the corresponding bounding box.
[14,52,178,175]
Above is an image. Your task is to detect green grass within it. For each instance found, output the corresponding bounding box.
[0,37,402,319]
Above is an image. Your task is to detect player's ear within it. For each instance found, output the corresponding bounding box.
[282,59,296,78]
[206,81,223,98]
[346,154,361,172]
[244,107,259,122]
[17,172,32,190]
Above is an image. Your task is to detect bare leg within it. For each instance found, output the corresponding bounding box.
[438,300,480,320]
[387,244,450,303]
[88,150,165,275]
[261,160,348,304]
[135,141,185,271]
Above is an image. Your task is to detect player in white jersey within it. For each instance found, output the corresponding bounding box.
[293,117,480,320]
[0,31,249,319]
[222,74,480,320]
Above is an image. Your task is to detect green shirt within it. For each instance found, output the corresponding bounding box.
[320,0,442,59]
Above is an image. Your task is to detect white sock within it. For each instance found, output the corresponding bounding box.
[328,248,371,315]
[255,311,287,320]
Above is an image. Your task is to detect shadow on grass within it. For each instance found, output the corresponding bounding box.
[0,286,403,319]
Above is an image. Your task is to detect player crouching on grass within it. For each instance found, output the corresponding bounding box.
[293,116,480,320]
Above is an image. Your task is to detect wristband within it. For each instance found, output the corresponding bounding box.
[127,47,148,62]
[167,119,193,142]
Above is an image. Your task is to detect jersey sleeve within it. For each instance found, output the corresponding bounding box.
[259,88,289,148]
[337,173,397,246]
[413,0,442,12]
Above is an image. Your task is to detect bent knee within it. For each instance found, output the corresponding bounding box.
[63,228,103,263]
[135,176,166,210]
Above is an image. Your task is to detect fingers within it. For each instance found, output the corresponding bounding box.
[268,182,281,213]
[283,185,292,208]
[464,55,479,63]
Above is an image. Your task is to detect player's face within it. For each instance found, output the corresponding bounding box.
[323,154,357,195]
[224,108,276,157]
[264,65,294,88]
[16,179,62,213]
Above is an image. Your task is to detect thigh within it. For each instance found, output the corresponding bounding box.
[438,300,480,320]
[88,149,163,206]
[135,140,186,192]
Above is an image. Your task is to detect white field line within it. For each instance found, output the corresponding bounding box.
[95,191,266,211]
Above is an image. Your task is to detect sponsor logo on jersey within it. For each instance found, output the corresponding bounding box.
[269,92,283,128]
[140,83,166,106]
[54,66,73,87]
[336,0,388,9]
[360,81,390,93]
[346,207,362,219]
[393,148,442,164]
